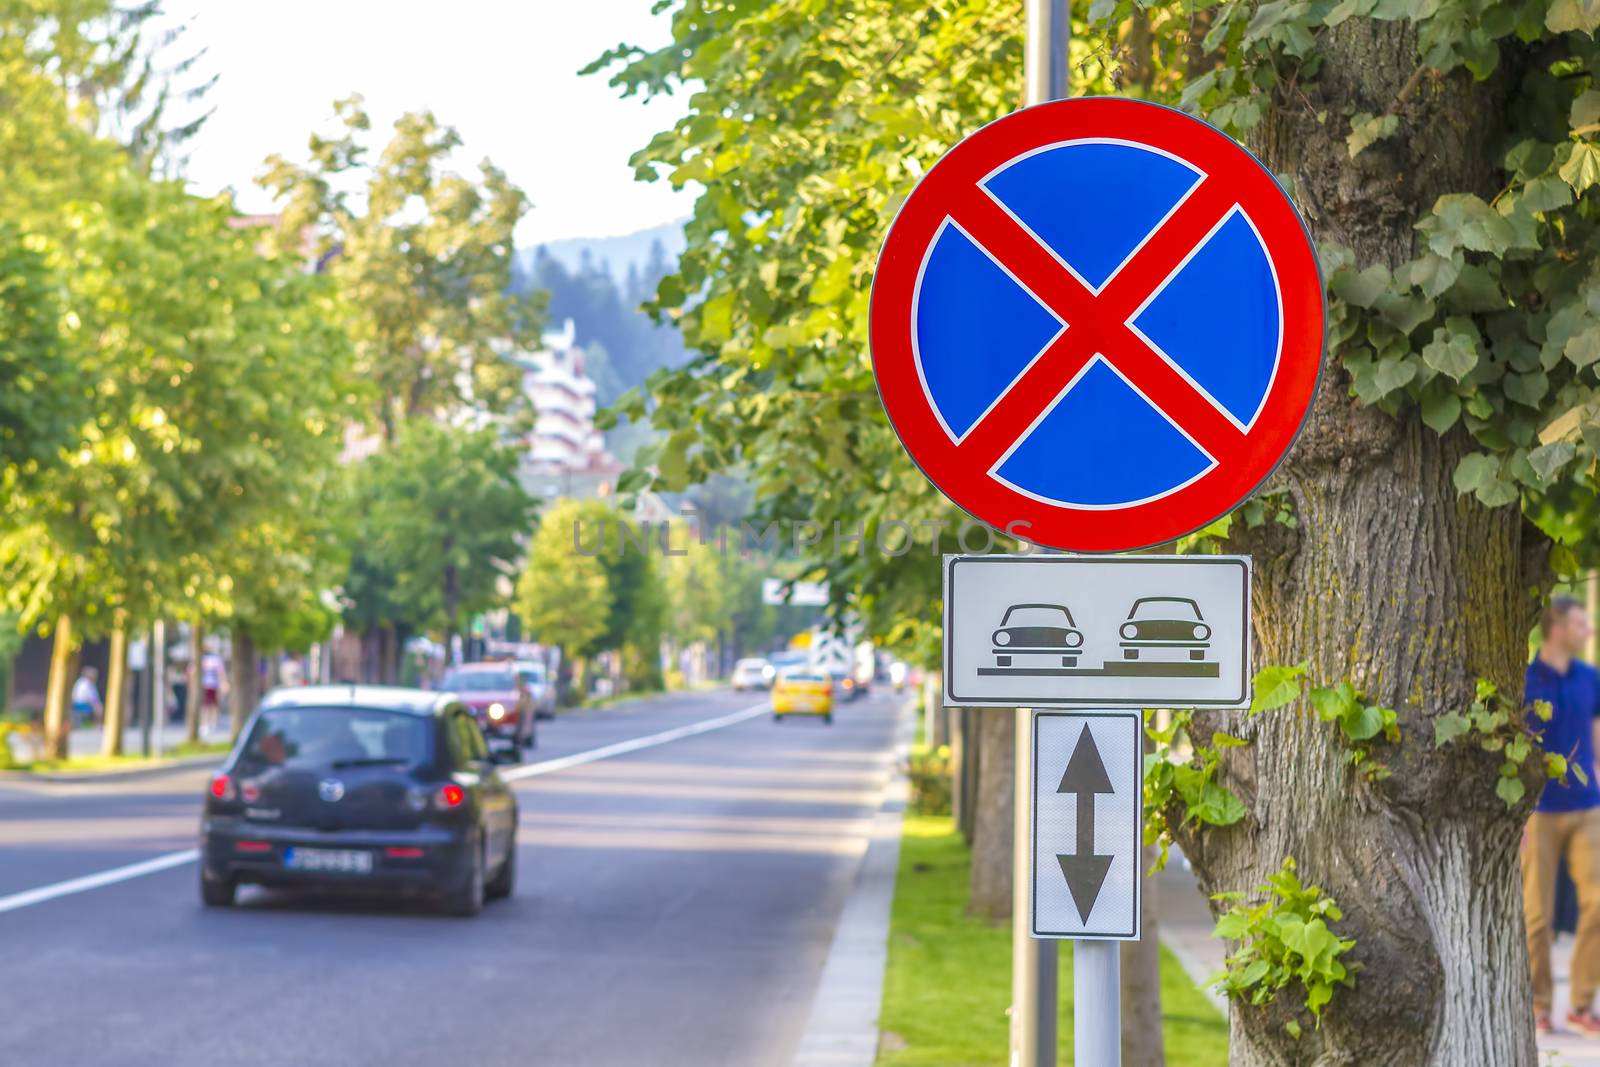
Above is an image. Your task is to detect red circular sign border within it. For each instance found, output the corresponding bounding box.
[870,96,1325,553]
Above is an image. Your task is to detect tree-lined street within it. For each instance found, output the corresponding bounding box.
[0,687,901,1067]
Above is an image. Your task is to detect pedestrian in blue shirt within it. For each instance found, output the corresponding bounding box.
[1524,595,1600,1036]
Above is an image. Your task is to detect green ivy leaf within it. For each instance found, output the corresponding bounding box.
[1331,262,1391,307]
[1434,712,1471,746]
[1566,325,1600,369]
[1453,453,1497,493]
[1346,112,1399,158]
[1372,356,1418,396]
[1420,194,1515,257]
[1560,143,1600,194]
[1421,321,1480,379]
[1548,0,1600,35]
[1251,663,1307,714]
[1528,440,1577,481]
[1421,390,1462,432]
[1519,175,1573,214]
[1496,774,1526,808]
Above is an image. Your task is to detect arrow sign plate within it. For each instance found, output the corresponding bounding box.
[1032,710,1143,940]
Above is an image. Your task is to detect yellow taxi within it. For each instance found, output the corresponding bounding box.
[771,668,834,724]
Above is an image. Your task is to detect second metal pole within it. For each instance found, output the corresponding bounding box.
[1013,707,1057,1067]
[1075,940,1122,1064]
[1016,5,1080,1066]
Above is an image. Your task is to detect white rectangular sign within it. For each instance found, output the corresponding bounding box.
[1032,710,1143,940]
[942,554,1250,709]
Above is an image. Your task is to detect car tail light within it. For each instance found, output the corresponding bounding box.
[435,784,466,810]
[385,846,425,859]
[234,840,271,853]
[209,774,235,801]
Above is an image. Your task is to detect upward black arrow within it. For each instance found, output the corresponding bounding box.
[1056,724,1115,923]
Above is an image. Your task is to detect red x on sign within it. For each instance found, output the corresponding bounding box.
[870,97,1324,552]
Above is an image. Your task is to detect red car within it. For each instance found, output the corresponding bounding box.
[439,664,536,754]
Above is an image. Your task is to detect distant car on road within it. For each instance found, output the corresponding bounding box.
[991,603,1084,669]
[731,657,775,691]
[772,669,833,723]
[1119,597,1212,661]
[199,686,520,917]
[511,659,557,720]
[439,663,536,752]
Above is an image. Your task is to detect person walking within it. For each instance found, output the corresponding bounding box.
[70,666,103,726]
[1524,595,1600,1036]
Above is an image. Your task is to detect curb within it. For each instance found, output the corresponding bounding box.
[790,694,916,1067]
[0,753,224,785]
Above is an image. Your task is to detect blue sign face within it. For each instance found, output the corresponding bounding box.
[911,139,1284,510]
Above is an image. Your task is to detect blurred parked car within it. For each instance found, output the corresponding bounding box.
[511,659,557,719]
[731,657,776,691]
[439,663,537,753]
[772,669,833,723]
[199,686,519,917]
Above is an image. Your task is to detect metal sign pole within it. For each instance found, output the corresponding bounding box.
[1015,6,1071,1066]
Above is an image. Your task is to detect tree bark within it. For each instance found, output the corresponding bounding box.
[1170,24,1543,1064]
[229,629,258,740]
[184,623,204,745]
[100,623,128,759]
[1122,731,1165,1067]
[42,614,77,761]
[968,709,1016,919]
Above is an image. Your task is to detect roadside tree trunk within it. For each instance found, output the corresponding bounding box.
[184,623,203,744]
[1173,25,1545,1065]
[99,623,128,758]
[42,614,77,761]
[229,629,258,740]
[968,709,1015,919]
[1122,732,1164,1067]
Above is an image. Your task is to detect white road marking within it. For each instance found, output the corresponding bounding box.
[500,701,769,781]
[0,698,772,915]
[0,849,200,915]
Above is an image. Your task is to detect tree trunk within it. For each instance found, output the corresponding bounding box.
[1172,25,1543,1064]
[100,623,128,759]
[968,709,1015,919]
[957,706,981,845]
[42,614,77,761]
[229,629,258,740]
[1122,731,1165,1067]
[185,623,204,745]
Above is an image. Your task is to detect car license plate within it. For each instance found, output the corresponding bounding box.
[284,848,373,874]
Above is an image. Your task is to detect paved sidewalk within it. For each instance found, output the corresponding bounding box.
[1156,853,1600,1064]
[4,718,223,764]
[791,696,915,1067]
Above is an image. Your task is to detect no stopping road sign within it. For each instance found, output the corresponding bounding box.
[870,97,1324,552]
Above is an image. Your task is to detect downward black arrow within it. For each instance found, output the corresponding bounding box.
[1056,723,1115,923]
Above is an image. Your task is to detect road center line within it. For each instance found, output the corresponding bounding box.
[500,700,770,781]
[0,698,772,916]
[0,849,200,916]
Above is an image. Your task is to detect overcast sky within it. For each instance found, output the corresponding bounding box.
[155,0,692,244]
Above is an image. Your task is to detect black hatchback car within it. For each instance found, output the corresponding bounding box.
[199,686,519,917]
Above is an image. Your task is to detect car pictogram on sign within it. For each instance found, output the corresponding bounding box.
[1117,597,1212,662]
[991,603,1085,670]
[871,97,1324,552]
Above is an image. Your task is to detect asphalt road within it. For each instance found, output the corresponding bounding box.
[0,685,903,1067]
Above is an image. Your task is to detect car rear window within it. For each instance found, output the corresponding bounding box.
[440,670,516,691]
[238,708,432,769]
[782,671,828,683]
